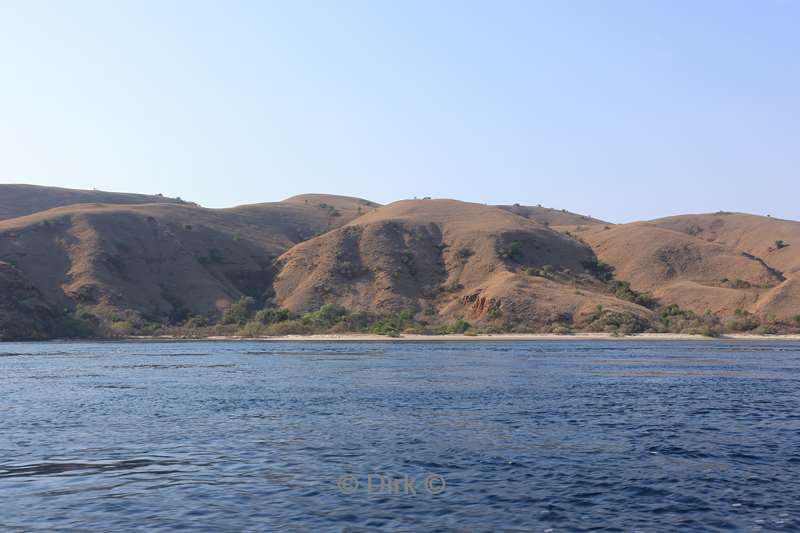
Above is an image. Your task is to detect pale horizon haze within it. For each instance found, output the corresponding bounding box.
[1,0,798,223]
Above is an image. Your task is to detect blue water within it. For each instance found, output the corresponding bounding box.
[1,341,799,532]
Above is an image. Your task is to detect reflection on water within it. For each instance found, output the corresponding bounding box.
[1,340,799,531]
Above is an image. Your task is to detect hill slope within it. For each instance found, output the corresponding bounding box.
[0,194,375,333]
[578,213,800,318]
[0,261,60,340]
[0,185,797,338]
[496,204,609,227]
[0,184,190,221]
[274,199,650,330]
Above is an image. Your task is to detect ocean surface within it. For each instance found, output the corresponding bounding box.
[1,340,799,532]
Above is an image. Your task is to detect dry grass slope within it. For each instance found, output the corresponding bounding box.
[0,185,797,338]
[0,184,189,221]
[0,194,377,332]
[274,199,650,330]
[579,213,800,318]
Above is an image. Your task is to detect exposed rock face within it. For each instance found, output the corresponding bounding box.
[461,292,500,318]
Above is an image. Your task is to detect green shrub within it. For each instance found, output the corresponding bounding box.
[497,241,523,262]
[582,305,648,334]
[457,247,474,260]
[302,304,349,329]
[608,281,657,309]
[441,318,470,334]
[370,309,415,335]
[337,310,372,331]
[254,308,291,324]
[161,290,190,324]
[110,321,135,336]
[755,323,779,335]
[698,325,723,338]
[53,315,96,339]
[183,316,208,328]
[775,240,789,249]
[724,316,759,332]
[237,321,269,337]
[581,258,614,282]
[222,296,257,325]
[438,280,463,293]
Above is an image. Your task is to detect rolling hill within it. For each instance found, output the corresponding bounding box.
[0,184,797,339]
[576,212,800,319]
[0,184,191,221]
[274,199,649,330]
[0,193,378,334]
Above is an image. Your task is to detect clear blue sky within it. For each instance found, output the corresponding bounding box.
[1,0,797,222]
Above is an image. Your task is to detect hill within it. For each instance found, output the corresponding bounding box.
[0,185,797,339]
[576,212,800,319]
[273,199,650,331]
[0,184,190,221]
[496,204,609,227]
[0,194,376,336]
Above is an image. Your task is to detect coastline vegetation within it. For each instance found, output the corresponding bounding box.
[35,296,800,341]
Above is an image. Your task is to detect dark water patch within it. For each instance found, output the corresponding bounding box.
[138,352,213,357]
[246,350,386,357]
[0,459,190,479]
[91,384,144,390]
[104,364,236,370]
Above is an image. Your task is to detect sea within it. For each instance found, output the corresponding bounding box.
[1,340,799,531]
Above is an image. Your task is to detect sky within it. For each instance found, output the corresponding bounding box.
[0,0,797,223]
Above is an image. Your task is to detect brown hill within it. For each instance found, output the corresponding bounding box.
[0,184,190,221]
[497,204,609,227]
[0,195,375,331]
[0,185,797,338]
[650,213,800,318]
[282,193,380,218]
[273,199,649,330]
[578,213,800,318]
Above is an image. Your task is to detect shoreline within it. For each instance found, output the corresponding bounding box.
[116,332,800,342]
